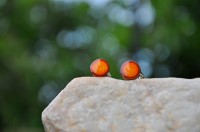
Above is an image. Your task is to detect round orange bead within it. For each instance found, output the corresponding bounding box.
[90,58,110,77]
[120,60,141,80]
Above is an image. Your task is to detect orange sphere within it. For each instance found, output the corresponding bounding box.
[90,58,110,77]
[120,60,141,80]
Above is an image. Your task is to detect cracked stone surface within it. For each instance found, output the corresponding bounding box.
[42,77,200,132]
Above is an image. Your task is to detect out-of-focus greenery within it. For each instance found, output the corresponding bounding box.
[0,0,200,131]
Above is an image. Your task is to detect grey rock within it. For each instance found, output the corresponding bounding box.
[42,77,200,132]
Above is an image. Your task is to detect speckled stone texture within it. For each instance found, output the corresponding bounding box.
[42,77,200,132]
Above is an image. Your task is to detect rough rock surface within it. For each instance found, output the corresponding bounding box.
[42,77,200,132]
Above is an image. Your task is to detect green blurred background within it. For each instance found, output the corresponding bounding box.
[0,0,200,131]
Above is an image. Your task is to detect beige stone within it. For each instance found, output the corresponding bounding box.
[42,77,200,132]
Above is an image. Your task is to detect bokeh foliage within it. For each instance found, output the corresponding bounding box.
[0,0,200,131]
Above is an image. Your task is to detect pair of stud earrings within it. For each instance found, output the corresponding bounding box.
[90,58,145,80]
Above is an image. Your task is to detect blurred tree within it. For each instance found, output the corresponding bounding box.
[0,0,200,131]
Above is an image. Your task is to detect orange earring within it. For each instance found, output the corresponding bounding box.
[120,60,145,80]
[90,58,111,77]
